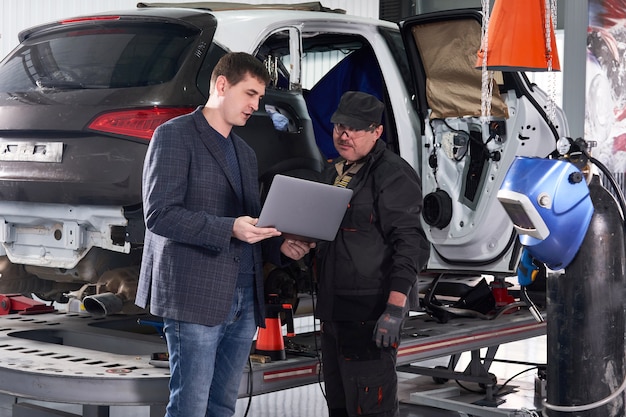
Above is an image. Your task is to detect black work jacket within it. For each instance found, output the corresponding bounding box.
[316,140,430,322]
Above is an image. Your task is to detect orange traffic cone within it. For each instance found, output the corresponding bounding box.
[255,295,295,361]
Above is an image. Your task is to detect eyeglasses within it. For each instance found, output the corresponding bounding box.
[333,123,377,137]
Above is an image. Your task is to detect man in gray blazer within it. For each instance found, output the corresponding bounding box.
[136,52,314,417]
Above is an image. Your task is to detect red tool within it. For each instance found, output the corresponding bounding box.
[0,294,56,315]
[490,279,516,311]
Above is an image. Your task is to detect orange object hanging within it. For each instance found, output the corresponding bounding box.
[476,0,560,72]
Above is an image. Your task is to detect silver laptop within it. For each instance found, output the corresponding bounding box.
[257,174,353,242]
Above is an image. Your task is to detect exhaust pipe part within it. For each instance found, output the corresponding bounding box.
[83,292,124,316]
[81,266,140,316]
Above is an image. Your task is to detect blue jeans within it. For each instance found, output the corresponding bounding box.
[163,286,257,417]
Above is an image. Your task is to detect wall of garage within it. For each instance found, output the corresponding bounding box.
[0,0,380,60]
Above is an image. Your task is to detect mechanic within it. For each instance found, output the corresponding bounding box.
[316,91,430,417]
[136,52,314,417]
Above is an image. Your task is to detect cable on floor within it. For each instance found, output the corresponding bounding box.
[494,366,539,397]
[308,255,326,402]
[243,355,253,417]
[454,379,485,394]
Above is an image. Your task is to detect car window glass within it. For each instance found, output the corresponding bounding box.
[196,42,228,98]
[379,27,414,100]
[0,23,199,92]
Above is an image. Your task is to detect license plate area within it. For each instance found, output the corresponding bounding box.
[0,142,63,162]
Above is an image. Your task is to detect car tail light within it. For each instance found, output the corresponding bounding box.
[88,107,196,140]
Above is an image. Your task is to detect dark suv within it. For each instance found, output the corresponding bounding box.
[0,3,565,314]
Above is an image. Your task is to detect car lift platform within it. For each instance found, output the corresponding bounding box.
[0,308,545,417]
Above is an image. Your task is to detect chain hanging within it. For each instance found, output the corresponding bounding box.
[545,0,558,126]
[480,0,494,124]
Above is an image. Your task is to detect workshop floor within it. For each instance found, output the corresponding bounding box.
[0,327,547,417]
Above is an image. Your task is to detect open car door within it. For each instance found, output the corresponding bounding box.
[399,9,568,275]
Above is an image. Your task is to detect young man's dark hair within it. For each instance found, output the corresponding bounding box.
[210,51,271,88]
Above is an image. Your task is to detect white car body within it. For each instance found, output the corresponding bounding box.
[0,5,567,312]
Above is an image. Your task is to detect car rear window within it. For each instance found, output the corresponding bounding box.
[0,22,199,92]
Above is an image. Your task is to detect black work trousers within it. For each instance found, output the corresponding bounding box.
[321,321,399,417]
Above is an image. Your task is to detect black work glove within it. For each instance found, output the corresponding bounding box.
[373,303,404,348]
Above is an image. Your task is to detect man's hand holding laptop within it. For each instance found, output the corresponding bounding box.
[233,215,281,244]
[233,215,315,260]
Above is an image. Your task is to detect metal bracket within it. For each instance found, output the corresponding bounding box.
[406,387,528,417]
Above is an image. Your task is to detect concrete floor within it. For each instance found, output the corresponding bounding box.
[0,334,547,417]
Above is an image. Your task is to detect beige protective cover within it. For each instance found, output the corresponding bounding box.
[411,19,509,120]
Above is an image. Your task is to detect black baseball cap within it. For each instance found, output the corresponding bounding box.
[330,91,384,130]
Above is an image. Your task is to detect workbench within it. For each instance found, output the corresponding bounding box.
[0,306,545,417]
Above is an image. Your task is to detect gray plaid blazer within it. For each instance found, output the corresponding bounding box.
[136,107,267,327]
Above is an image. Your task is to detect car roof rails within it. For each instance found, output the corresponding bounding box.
[136,2,346,14]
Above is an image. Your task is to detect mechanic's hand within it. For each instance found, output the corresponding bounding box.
[373,303,404,348]
[280,239,316,260]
